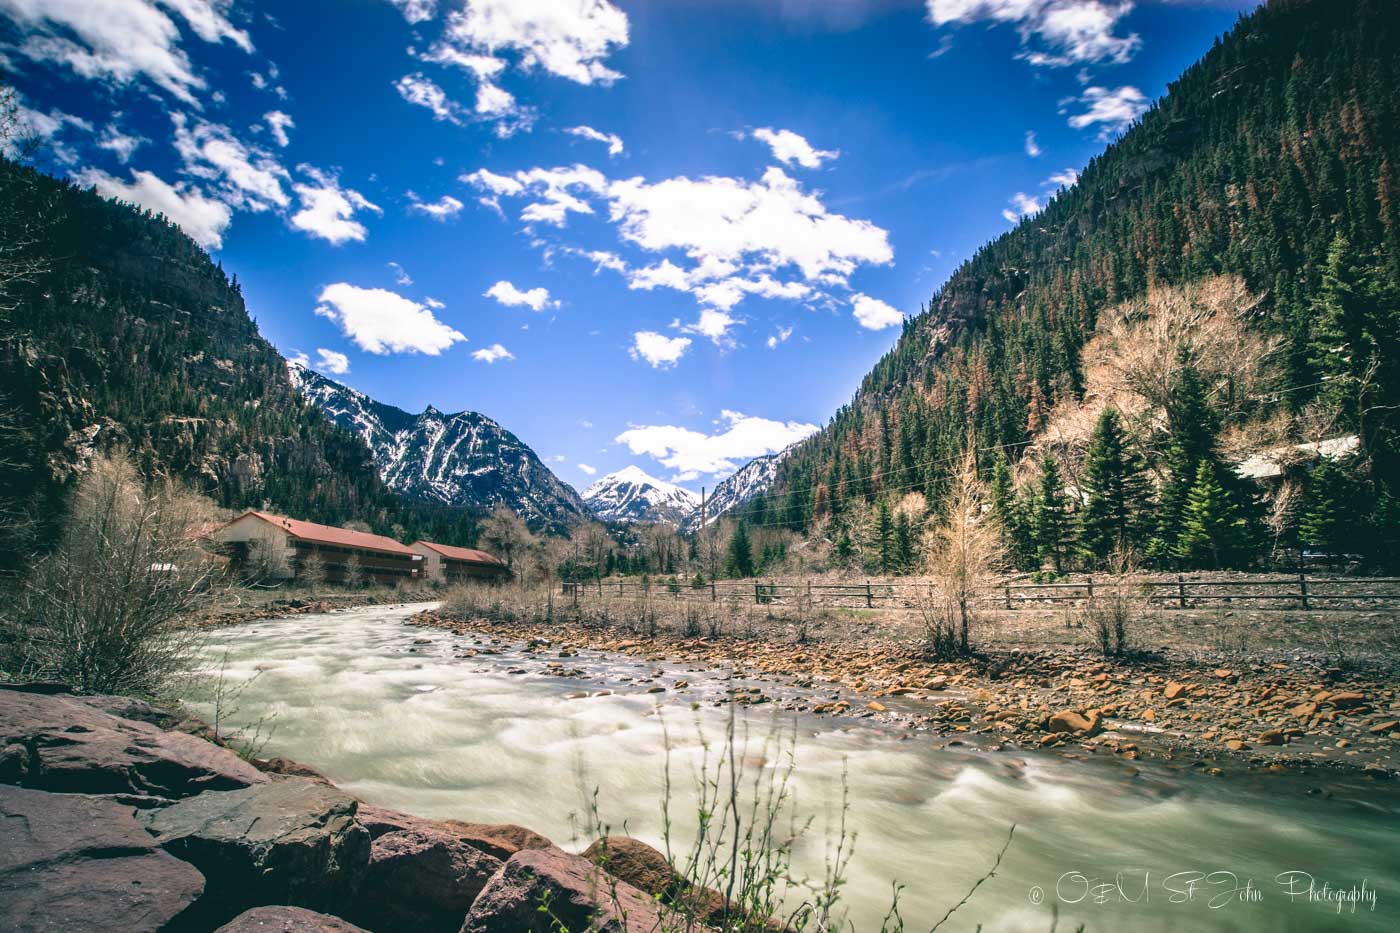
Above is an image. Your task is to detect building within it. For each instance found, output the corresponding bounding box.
[1236,435,1360,484]
[215,510,421,585]
[410,541,510,584]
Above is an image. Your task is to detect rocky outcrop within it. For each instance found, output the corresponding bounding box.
[0,688,268,799]
[0,784,205,932]
[214,906,369,932]
[0,688,692,933]
[461,847,668,933]
[142,780,370,925]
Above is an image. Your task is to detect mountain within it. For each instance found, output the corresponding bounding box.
[752,0,1400,566]
[680,449,790,534]
[0,156,464,565]
[583,466,700,526]
[290,364,586,530]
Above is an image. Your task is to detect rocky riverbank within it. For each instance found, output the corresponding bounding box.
[409,608,1400,782]
[188,590,441,629]
[0,685,714,932]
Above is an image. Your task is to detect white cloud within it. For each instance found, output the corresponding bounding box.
[566,124,623,157]
[484,280,558,311]
[852,293,903,331]
[0,0,252,104]
[97,124,146,162]
[290,167,382,245]
[315,348,350,375]
[315,283,466,355]
[615,410,818,481]
[577,463,597,475]
[395,73,467,125]
[630,331,691,369]
[75,167,232,249]
[1045,167,1079,187]
[472,343,515,363]
[682,309,741,346]
[1001,191,1042,223]
[173,115,290,212]
[1065,84,1149,137]
[287,350,310,368]
[6,94,89,162]
[263,110,294,147]
[389,0,437,23]
[388,261,413,285]
[407,192,466,220]
[767,325,794,349]
[927,1,1140,68]
[1024,130,1042,157]
[424,296,446,309]
[750,127,838,169]
[438,0,629,86]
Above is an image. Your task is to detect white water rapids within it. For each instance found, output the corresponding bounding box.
[185,602,1400,932]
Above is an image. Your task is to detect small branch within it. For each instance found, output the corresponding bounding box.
[928,823,1017,932]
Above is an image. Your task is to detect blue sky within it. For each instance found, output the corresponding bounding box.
[2,0,1254,492]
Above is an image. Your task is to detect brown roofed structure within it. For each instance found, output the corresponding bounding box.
[240,510,417,556]
[410,540,510,583]
[412,541,507,566]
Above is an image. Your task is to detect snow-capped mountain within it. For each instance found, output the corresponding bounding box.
[583,466,701,526]
[680,447,790,533]
[290,363,587,528]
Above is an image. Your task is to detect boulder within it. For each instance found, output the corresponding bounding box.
[353,823,504,933]
[460,847,668,933]
[73,694,180,728]
[215,906,369,932]
[0,688,267,798]
[1048,709,1102,737]
[357,804,553,861]
[142,778,370,926]
[0,784,205,932]
[582,836,726,924]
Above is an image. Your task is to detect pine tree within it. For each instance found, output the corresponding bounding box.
[1298,459,1354,567]
[875,500,895,574]
[894,511,915,573]
[1032,455,1072,573]
[1078,408,1153,563]
[989,456,1035,569]
[724,521,755,579]
[1174,461,1248,569]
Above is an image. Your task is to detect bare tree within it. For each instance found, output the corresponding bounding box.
[244,526,290,582]
[298,549,328,591]
[919,448,1005,656]
[342,552,364,589]
[0,452,220,697]
[480,504,534,572]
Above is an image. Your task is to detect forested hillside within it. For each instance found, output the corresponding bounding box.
[753,0,1400,571]
[0,157,480,568]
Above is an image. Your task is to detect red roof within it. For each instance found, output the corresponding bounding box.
[412,541,508,567]
[235,511,418,557]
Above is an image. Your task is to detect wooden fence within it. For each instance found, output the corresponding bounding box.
[561,574,1400,612]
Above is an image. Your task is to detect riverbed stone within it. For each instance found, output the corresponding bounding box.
[352,821,504,932]
[1048,709,1102,736]
[141,777,370,924]
[459,847,668,933]
[215,906,370,932]
[582,835,727,923]
[0,687,267,797]
[0,784,206,932]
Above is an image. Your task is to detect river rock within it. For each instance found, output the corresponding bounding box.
[353,822,504,932]
[0,784,205,932]
[357,804,554,862]
[0,688,268,798]
[460,847,668,933]
[141,778,370,925]
[1048,709,1102,737]
[215,906,370,932]
[582,836,726,923]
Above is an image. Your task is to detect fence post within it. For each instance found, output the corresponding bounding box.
[865,581,873,609]
[1004,584,1012,610]
[710,580,717,602]
[754,582,760,604]
[1086,577,1094,602]
[1177,574,1187,609]
[1299,570,1310,610]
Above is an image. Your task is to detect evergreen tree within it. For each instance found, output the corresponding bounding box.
[1298,458,1356,567]
[834,526,855,566]
[1175,461,1249,569]
[1032,455,1072,573]
[989,456,1036,569]
[874,500,895,574]
[1078,409,1153,563]
[724,521,755,579]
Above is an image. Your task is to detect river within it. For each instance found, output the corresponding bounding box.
[185,602,1400,932]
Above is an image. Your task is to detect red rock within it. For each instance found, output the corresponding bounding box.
[215,906,368,932]
[460,847,669,933]
[1163,682,1186,701]
[1048,710,1102,737]
[1328,692,1366,709]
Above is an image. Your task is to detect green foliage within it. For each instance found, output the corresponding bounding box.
[1078,409,1153,564]
[724,521,755,579]
[1031,455,1072,573]
[1174,461,1250,570]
